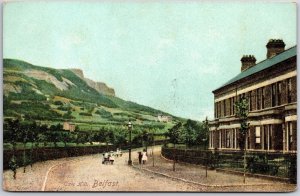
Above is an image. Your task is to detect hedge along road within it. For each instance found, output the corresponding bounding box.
[3,146,296,192]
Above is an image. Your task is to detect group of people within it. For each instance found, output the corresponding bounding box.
[101,148,149,165]
[102,148,122,165]
[138,149,148,165]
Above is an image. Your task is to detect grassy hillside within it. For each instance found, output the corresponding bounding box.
[3,59,182,131]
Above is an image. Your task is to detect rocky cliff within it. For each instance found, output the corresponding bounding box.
[70,69,115,96]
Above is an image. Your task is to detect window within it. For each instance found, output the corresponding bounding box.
[229,98,232,116]
[287,122,293,150]
[215,103,217,118]
[269,125,273,149]
[218,102,221,117]
[287,78,292,103]
[232,97,234,115]
[261,87,265,109]
[255,127,261,144]
[226,130,230,148]
[223,100,226,117]
[256,88,261,110]
[249,91,252,111]
[277,82,282,105]
[272,84,276,106]
[289,123,293,143]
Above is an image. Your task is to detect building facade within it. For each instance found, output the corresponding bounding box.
[209,39,297,153]
[63,122,76,132]
[157,114,172,122]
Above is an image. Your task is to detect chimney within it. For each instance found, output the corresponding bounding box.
[266,39,285,58]
[241,55,256,72]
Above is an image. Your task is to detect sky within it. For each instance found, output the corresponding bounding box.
[3,1,296,120]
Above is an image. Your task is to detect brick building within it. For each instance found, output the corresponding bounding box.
[209,39,297,153]
[63,122,76,132]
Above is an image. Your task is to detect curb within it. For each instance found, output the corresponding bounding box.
[131,155,287,188]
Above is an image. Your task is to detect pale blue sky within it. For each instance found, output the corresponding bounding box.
[3,1,296,120]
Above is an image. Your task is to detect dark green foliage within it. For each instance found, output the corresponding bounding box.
[235,97,249,150]
[166,122,182,146]
[79,112,92,116]
[8,80,47,101]
[182,119,204,147]
[4,58,180,124]
[57,105,71,111]
[7,102,62,120]
[95,109,113,118]
[62,110,74,119]
[54,101,64,105]
[288,154,297,183]
[9,155,18,179]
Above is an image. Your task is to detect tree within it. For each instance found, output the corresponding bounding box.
[166,122,182,171]
[49,124,62,147]
[28,121,38,168]
[182,119,199,147]
[141,130,151,152]
[4,119,21,179]
[235,96,249,184]
[114,128,127,148]
[167,122,182,147]
[4,119,21,155]
[9,155,18,180]
[20,122,30,173]
[60,131,70,147]
[38,124,49,147]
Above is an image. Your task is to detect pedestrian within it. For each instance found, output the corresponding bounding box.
[103,152,109,164]
[142,150,147,164]
[109,153,115,165]
[102,153,105,164]
[138,152,142,164]
[116,149,119,157]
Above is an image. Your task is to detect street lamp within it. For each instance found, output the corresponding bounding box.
[152,129,155,167]
[127,121,132,165]
[202,138,208,178]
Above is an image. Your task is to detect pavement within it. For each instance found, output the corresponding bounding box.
[2,146,297,192]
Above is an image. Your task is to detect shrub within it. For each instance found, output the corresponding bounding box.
[79,112,92,116]
[54,101,64,105]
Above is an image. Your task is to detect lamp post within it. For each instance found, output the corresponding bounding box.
[127,121,132,165]
[202,116,209,178]
[202,138,208,178]
[152,129,155,167]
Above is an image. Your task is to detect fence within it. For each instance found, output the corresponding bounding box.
[4,139,169,171]
[161,146,297,183]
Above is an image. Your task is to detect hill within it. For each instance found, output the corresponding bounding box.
[3,59,182,131]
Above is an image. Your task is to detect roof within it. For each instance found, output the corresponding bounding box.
[213,46,297,92]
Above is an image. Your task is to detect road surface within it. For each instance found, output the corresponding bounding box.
[3,147,296,192]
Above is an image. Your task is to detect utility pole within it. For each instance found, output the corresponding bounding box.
[152,129,155,167]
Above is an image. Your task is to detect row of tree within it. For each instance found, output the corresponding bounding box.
[3,118,157,179]
[166,119,209,148]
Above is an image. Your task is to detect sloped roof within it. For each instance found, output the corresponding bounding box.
[213,46,297,92]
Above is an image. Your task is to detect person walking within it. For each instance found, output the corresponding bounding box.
[138,152,142,164]
[103,152,109,164]
[142,150,147,164]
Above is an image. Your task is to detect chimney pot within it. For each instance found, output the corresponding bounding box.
[266,39,285,58]
[241,55,256,72]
